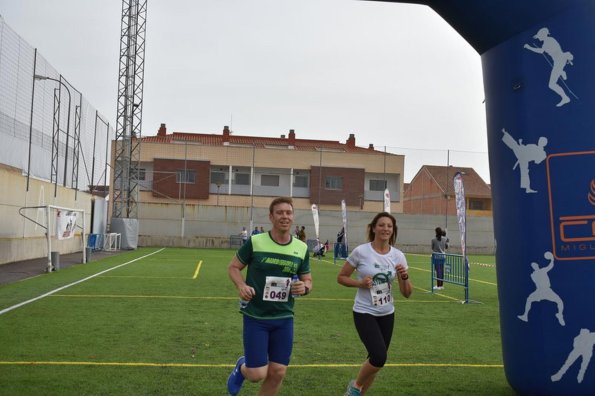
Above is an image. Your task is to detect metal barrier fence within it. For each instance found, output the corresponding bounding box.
[229,235,243,248]
[431,252,470,303]
[333,242,348,264]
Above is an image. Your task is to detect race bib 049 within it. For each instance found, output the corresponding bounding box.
[263,276,292,302]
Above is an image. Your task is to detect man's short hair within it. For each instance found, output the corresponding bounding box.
[269,197,293,214]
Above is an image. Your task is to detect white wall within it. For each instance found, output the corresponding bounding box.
[0,166,93,265]
[136,201,495,255]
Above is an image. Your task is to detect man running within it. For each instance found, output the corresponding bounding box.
[227,197,312,395]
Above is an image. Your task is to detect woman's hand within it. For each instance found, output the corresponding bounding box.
[396,264,409,281]
[396,264,412,298]
[360,275,373,289]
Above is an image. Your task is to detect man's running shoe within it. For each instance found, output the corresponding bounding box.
[227,356,245,395]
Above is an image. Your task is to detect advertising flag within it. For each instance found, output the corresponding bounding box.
[311,204,320,240]
[453,172,466,260]
[383,188,391,213]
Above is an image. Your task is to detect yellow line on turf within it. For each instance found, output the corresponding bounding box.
[302,363,504,368]
[415,288,461,302]
[49,294,456,303]
[0,361,503,369]
[51,294,238,300]
[192,260,203,279]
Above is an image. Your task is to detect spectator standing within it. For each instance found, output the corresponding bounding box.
[337,226,347,258]
[298,226,306,242]
[431,227,447,290]
[240,227,248,245]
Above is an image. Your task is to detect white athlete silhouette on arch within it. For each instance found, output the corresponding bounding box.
[517,250,565,326]
[501,128,548,194]
[552,328,595,384]
[524,27,577,107]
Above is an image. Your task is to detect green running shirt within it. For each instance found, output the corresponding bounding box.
[237,232,310,320]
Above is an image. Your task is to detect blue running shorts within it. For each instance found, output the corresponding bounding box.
[243,315,294,367]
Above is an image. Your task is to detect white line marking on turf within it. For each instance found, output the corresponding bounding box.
[0,248,165,316]
[98,275,189,279]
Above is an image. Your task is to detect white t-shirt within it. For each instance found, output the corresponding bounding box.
[346,242,408,316]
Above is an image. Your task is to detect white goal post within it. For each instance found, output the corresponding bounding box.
[19,205,87,272]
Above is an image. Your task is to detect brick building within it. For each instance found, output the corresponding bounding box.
[111,124,405,213]
[403,165,492,217]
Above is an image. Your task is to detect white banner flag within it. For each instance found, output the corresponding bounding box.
[311,204,320,240]
[453,172,466,259]
[56,210,78,240]
[383,188,391,213]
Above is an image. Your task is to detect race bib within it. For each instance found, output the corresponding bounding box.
[263,276,292,302]
[370,282,392,306]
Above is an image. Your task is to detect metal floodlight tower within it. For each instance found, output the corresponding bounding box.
[112,0,147,219]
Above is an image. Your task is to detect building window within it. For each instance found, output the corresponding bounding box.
[131,168,146,181]
[369,179,386,191]
[211,171,226,185]
[325,176,343,190]
[261,174,280,187]
[469,199,486,210]
[293,174,308,188]
[235,173,250,185]
[176,169,196,184]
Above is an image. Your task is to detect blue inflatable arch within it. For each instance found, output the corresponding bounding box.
[370,1,595,395]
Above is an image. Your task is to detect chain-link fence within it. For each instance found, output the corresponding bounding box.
[0,15,113,195]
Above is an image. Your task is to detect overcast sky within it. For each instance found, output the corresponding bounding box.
[0,0,489,182]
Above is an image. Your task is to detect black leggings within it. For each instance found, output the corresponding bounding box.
[353,311,395,368]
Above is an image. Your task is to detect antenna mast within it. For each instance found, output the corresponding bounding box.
[112,0,147,219]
